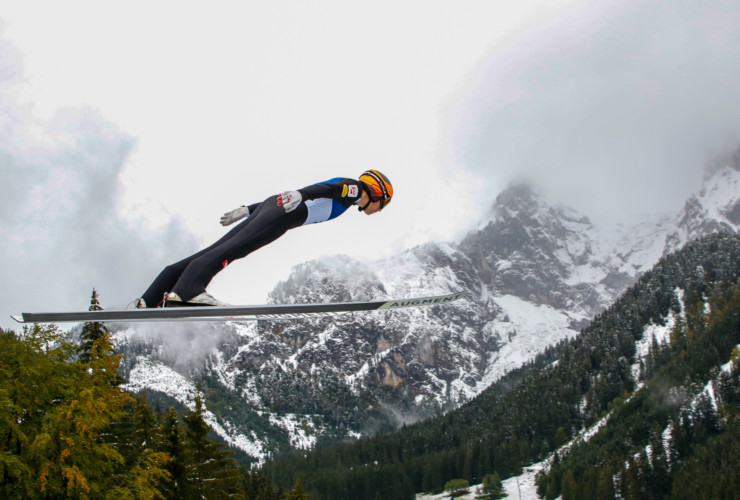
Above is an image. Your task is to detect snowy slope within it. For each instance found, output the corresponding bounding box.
[123,356,268,461]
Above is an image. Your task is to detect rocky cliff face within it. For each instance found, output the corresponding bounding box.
[116,148,740,463]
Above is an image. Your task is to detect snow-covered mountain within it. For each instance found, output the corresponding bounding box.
[665,147,740,253]
[115,147,740,463]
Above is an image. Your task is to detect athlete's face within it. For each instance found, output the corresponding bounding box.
[359,190,382,215]
[363,199,382,214]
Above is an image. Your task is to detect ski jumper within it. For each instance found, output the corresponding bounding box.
[140,178,365,306]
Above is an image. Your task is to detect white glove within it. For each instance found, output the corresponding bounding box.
[277,190,302,212]
[220,205,250,226]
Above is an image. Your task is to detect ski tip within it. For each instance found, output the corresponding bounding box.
[10,315,26,324]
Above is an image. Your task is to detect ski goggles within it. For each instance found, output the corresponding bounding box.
[365,186,392,210]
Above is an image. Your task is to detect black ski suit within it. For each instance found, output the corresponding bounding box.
[140,178,366,306]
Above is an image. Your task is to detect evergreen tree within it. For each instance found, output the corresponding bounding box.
[110,391,161,467]
[132,391,159,451]
[288,478,309,500]
[158,407,189,499]
[182,394,245,499]
[78,289,111,364]
[242,468,284,500]
[105,449,172,500]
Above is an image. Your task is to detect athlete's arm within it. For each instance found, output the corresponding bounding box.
[220,202,261,225]
[298,178,364,207]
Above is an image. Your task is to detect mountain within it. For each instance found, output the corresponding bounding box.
[260,232,740,499]
[115,146,740,464]
[665,146,740,253]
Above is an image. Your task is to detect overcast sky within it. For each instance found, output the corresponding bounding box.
[2,0,740,328]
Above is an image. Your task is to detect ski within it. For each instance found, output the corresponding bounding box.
[11,291,467,324]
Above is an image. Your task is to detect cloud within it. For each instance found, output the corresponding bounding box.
[115,321,232,374]
[0,36,197,329]
[449,0,740,223]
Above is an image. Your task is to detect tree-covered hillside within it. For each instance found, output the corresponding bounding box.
[261,233,740,500]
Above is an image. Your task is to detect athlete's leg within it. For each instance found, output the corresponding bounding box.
[171,197,296,300]
[140,260,190,307]
[139,214,260,306]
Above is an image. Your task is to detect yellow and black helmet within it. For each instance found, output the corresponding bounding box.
[359,170,393,210]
